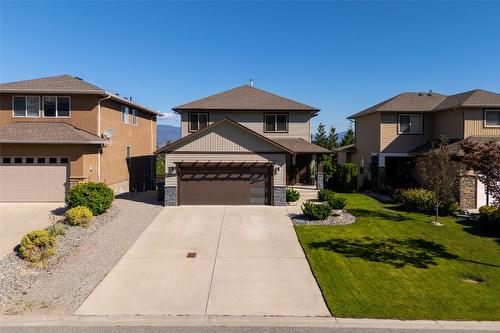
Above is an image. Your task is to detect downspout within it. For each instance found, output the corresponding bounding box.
[97,94,112,182]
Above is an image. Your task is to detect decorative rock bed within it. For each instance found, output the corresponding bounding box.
[289,209,357,226]
[0,205,119,308]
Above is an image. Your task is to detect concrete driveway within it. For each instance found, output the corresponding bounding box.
[0,203,64,258]
[77,206,330,317]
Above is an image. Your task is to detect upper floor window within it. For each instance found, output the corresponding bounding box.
[264,113,288,133]
[484,109,500,127]
[398,114,423,134]
[122,106,129,123]
[189,112,208,132]
[43,96,70,117]
[13,96,40,117]
[131,109,138,125]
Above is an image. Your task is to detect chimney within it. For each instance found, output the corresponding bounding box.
[249,79,254,87]
[130,96,133,101]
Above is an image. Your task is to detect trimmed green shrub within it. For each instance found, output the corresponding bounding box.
[66,206,93,227]
[48,225,66,237]
[19,230,56,262]
[286,188,300,203]
[339,163,358,193]
[302,201,332,220]
[66,182,114,215]
[318,189,346,210]
[478,205,500,231]
[394,188,436,214]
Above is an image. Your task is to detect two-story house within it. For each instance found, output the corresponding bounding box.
[0,75,159,202]
[155,84,330,206]
[338,89,500,209]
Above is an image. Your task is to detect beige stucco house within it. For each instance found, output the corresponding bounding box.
[0,75,159,201]
[155,84,330,206]
[338,89,500,209]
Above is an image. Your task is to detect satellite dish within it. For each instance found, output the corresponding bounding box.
[102,128,114,139]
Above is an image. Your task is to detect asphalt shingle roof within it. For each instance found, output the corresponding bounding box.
[173,85,319,112]
[272,138,331,153]
[0,123,108,144]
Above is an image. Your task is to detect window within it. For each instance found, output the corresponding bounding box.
[49,157,58,164]
[264,114,288,132]
[13,96,40,117]
[60,157,69,164]
[43,96,70,117]
[131,109,138,125]
[14,157,23,164]
[126,146,131,167]
[37,157,46,164]
[2,157,11,164]
[398,114,423,134]
[25,157,34,164]
[122,106,129,123]
[485,110,500,127]
[188,113,208,132]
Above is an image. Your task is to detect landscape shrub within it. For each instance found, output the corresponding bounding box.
[66,182,114,215]
[394,188,436,214]
[317,189,346,210]
[286,188,300,203]
[19,230,56,263]
[48,225,66,237]
[478,205,500,231]
[394,188,459,216]
[302,201,332,220]
[66,206,93,227]
[331,163,358,192]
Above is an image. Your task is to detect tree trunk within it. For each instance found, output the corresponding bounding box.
[435,204,439,223]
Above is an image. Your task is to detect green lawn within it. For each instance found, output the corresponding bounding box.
[295,194,500,320]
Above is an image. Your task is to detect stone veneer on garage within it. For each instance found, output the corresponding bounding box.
[164,186,178,206]
[459,176,477,209]
[273,186,287,206]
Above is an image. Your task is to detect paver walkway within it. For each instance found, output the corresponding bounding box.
[77,206,330,317]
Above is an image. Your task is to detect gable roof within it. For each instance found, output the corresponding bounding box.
[0,122,108,144]
[0,75,161,115]
[155,118,294,154]
[348,89,500,119]
[272,138,331,154]
[173,85,319,112]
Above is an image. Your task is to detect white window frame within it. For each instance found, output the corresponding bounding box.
[122,105,129,124]
[42,96,71,118]
[188,112,209,132]
[126,145,131,167]
[12,96,40,118]
[131,109,138,125]
[397,113,423,135]
[264,113,289,133]
[484,109,500,128]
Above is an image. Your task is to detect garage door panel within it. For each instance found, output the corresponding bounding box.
[0,165,68,202]
[179,166,271,205]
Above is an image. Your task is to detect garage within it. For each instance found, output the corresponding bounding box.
[177,163,272,205]
[0,156,69,202]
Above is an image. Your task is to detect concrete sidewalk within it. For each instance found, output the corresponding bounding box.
[1,315,499,331]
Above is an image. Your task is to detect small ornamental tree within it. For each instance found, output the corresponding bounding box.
[416,138,463,223]
[460,139,500,207]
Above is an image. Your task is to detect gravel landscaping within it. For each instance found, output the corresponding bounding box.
[289,209,356,226]
[0,192,163,315]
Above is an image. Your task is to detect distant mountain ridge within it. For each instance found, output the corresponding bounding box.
[157,124,181,146]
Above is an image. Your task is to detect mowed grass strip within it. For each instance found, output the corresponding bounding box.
[295,194,500,320]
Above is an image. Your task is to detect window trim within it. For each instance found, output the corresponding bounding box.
[12,96,41,118]
[131,109,138,125]
[397,113,424,135]
[122,105,129,124]
[188,112,209,132]
[263,113,289,133]
[484,109,500,128]
[42,96,71,118]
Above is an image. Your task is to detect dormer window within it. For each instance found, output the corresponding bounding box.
[398,114,423,134]
[188,113,208,132]
[264,113,288,133]
[484,109,500,127]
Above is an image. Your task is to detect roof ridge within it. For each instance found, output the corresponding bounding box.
[245,85,319,110]
[173,85,246,110]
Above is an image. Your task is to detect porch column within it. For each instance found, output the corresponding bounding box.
[377,154,386,191]
[316,156,324,190]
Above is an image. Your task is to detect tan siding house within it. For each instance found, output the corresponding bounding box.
[0,75,159,201]
[340,89,500,209]
[156,85,330,206]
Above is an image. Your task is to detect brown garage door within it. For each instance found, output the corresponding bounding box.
[178,166,271,205]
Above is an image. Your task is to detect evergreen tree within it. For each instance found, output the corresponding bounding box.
[340,128,355,146]
[327,127,339,150]
[313,123,328,148]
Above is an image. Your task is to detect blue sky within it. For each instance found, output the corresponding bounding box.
[1,1,499,131]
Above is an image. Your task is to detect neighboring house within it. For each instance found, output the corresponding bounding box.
[338,89,500,209]
[0,75,159,202]
[155,84,330,206]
